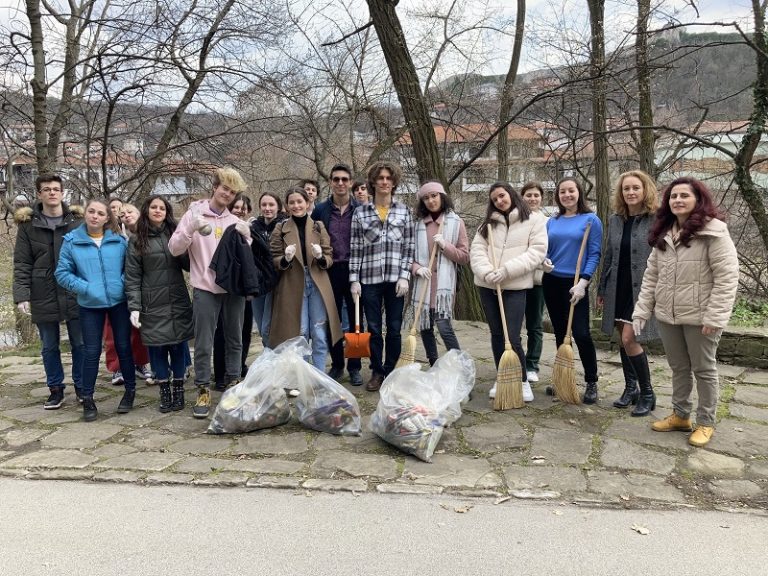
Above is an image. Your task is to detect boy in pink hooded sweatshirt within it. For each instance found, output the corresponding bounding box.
[169,167,251,418]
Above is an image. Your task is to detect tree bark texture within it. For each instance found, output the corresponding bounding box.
[587,0,610,228]
[497,0,526,182]
[635,0,655,176]
[367,0,445,185]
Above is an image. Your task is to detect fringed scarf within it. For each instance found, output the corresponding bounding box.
[412,211,460,330]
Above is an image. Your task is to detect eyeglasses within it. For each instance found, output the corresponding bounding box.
[332,176,350,183]
[40,187,62,193]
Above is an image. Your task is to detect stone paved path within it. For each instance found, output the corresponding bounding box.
[0,321,766,510]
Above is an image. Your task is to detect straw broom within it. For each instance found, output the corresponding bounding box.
[551,221,592,405]
[396,220,444,368]
[487,226,524,410]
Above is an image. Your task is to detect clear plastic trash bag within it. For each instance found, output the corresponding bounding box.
[207,344,295,434]
[370,350,475,462]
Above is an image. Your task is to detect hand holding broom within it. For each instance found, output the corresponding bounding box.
[487,226,524,410]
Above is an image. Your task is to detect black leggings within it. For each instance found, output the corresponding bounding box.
[542,273,598,383]
[478,287,527,380]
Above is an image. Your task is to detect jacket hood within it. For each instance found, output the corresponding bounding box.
[14,202,83,224]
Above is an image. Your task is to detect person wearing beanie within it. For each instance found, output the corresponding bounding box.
[410,181,469,366]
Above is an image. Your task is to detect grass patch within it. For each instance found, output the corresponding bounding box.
[731,297,768,328]
[717,381,737,421]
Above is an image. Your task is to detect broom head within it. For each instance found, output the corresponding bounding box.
[395,332,418,368]
[552,338,581,404]
[493,347,525,410]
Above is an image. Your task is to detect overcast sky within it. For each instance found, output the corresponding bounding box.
[0,0,758,79]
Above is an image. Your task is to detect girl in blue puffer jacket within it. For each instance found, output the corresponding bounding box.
[56,198,136,422]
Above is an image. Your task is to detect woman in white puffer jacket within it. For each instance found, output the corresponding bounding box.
[470,182,548,402]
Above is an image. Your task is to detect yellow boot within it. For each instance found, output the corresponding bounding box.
[688,426,714,447]
[651,412,693,432]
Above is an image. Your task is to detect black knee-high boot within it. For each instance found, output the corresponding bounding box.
[613,347,639,408]
[629,351,655,417]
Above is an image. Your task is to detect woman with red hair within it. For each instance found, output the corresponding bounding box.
[633,177,738,447]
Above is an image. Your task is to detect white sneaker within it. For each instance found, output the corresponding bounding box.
[522,381,534,402]
[527,371,539,383]
[489,382,497,399]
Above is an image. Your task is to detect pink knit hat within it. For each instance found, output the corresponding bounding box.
[417,181,446,199]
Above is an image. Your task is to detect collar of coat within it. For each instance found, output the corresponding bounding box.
[14,202,83,224]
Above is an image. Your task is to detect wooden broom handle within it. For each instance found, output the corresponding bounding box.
[487,225,511,346]
[354,293,361,334]
[565,221,592,340]
[408,219,445,336]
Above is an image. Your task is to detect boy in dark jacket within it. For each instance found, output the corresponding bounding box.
[13,175,84,409]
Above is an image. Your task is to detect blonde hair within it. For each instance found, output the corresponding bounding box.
[121,203,139,217]
[212,167,247,194]
[612,170,659,218]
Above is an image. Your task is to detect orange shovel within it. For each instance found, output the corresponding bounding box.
[344,294,370,358]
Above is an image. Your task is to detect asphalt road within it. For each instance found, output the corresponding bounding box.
[2,478,765,575]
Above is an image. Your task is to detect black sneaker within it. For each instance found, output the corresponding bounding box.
[117,390,135,413]
[327,366,344,380]
[82,396,98,422]
[349,370,363,386]
[43,388,65,410]
[192,388,211,419]
[213,380,227,392]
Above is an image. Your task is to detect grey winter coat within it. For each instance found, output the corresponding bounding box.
[124,224,193,346]
[597,212,659,342]
[13,202,83,324]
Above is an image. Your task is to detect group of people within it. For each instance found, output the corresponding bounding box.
[12,163,738,447]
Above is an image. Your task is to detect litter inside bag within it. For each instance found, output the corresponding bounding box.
[207,344,296,434]
[290,348,362,436]
[370,350,475,462]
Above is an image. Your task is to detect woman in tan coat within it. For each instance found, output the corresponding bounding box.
[269,187,342,368]
[633,177,738,447]
[470,182,548,402]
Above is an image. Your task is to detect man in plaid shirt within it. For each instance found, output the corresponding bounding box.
[350,161,415,391]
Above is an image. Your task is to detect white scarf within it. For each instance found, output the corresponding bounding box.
[413,211,460,330]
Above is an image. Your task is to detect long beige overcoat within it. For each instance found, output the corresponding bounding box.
[268,216,342,348]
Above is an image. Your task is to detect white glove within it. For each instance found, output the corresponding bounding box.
[130,311,141,329]
[284,244,297,262]
[486,268,505,285]
[542,258,554,273]
[395,278,409,298]
[432,233,445,249]
[234,219,251,240]
[17,301,30,315]
[196,215,212,236]
[633,318,646,337]
[311,243,322,259]
[569,278,590,305]
[350,281,362,297]
[415,267,432,280]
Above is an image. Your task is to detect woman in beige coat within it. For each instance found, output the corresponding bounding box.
[270,187,342,368]
[471,182,548,401]
[633,177,738,447]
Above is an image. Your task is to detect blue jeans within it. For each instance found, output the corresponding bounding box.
[37,319,84,390]
[361,281,404,376]
[300,269,329,369]
[251,292,273,348]
[79,301,136,395]
[148,343,187,381]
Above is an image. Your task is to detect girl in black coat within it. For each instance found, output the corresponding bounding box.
[125,196,193,412]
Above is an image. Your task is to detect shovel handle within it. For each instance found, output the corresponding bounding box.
[354,292,361,334]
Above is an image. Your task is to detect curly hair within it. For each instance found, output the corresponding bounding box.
[367,161,402,198]
[648,177,725,250]
[612,170,659,219]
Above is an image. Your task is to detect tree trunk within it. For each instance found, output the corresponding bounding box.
[497,0,526,182]
[26,0,52,175]
[366,0,445,185]
[636,0,655,176]
[587,0,610,227]
[734,0,768,252]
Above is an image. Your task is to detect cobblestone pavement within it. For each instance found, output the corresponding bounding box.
[0,321,766,510]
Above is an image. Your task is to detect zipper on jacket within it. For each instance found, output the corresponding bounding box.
[97,240,113,308]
